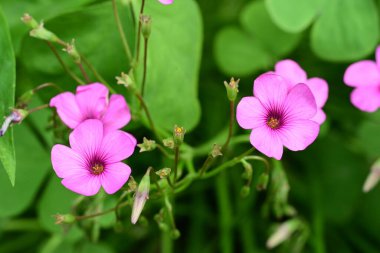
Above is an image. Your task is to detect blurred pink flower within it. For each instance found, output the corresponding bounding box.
[158,0,173,4]
[51,119,136,196]
[274,59,329,124]
[50,83,131,133]
[343,46,380,112]
[236,73,320,160]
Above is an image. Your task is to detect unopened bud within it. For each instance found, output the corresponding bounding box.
[224,77,239,101]
[156,168,171,179]
[173,125,185,146]
[266,219,300,249]
[171,229,181,239]
[54,214,76,224]
[140,15,152,39]
[116,72,135,89]
[131,168,151,224]
[163,138,175,149]
[21,13,38,29]
[137,137,157,152]
[128,176,137,192]
[63,39,81,64]
[211,144,223,158]
[0,109,28,137]
[241,160,253,180]
[363,158,380,192]
[17,90,34,108]
[256,172,269,191]
[29,22,60,43]
[240,185,250,197]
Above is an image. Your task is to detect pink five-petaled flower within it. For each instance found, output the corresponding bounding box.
[343,46,380,112]
[274,59,329,124]
[236,73,320,160]
[158,0,173,5]
[51,119,136,196]
[50,83,131,133]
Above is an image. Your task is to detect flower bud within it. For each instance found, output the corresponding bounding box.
[241,160,252,180]
[156,168,171,179]
[163,138,175,149]
[29,22,60,43]
[240,185,250,197]
[224,77,239,101]
[131,168,151,224]
[0,109,28,136]
[140,15,152,39]
[21,13,39,29]
[210,144,223,158]
[171,229,181,239]
[137,137,157,152]
[116,72,135,90]
[266,219,300,249]
[128,176,137,192]
[256,172,269,191]
[63,39,81,64]
[173,125,185,146]
[54,214,76,224]
[363,158,380,192]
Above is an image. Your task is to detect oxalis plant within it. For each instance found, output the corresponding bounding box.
[0,0,380,252]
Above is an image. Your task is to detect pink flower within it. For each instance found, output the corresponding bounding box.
[236,73,320,160]
[273,59,329,124]
[343,46,380,112]
[51,119,136,196]
[158,0,173,4]
[50,83,131,133]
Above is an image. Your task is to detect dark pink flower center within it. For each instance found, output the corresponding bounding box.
[267,116,281,129]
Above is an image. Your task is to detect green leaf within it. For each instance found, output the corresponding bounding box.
[0,6,16,186]
[311,0,379,61]
[137,0,202,131]
[0,123,50,217]
[265,0,326,33]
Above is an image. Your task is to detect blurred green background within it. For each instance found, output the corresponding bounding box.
[0,0,380,252]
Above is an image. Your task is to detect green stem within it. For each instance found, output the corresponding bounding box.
[2,219,43,231]
[112,0,132,61]
[76,201,129,221]
[28,104,49,114]
[173,146,180,183]
[198,154,214,176]
[134,91,159,138]
[81,55,116,93]
[76,62,91,83]
[135,0,146,63]
[141,37,149,96]
[222,100,235,150]
[157,144,173,159]
[162,231,173,253]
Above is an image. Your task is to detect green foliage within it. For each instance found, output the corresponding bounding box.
[0,6,16,185]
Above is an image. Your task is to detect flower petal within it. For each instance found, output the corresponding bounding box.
[62,173,101,196]
[51,144,87,178]
[350,86,380,112]
[284,84,317,120]
[158,0,173,4]
[76,83,109,119]
[343,60,380,87]
[50,92,83,128]
[101,130,136,164]
[279,119,319,151]
[101,94,131,133]
[236,96,266,129]
[250,126,283,160]
[274,59,307,85]
[376,46,380,68]
[311,109,326,124]
[254,73,288,109]
[101,162,131,194]
[306,77,329,108]
[69,119,104,158]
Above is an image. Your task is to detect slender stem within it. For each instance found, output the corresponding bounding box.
[135,0,146,63]
[76,201,129,221]
[141,37,149,96]
[33,82,63,92]
[223,101,235,150]
[76,62,91,83]
[166,176,174,188]
[2,219,43,231]
[134,91,158,138]
[198,154,214,176]
[129,0,136,28]
[112,0,132,61]
[46,42,84,84]
[173,146,180,183]
[157,144,173,159]
[81,55,116,93]
[28,104,49,114]
[244,155,270,173]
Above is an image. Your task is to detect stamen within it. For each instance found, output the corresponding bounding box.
[267,117,280,129]
[91,163,104,175]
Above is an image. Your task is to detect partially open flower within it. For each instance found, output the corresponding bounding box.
[236,73,319,160]
[50,83,131,133]
[51,119,136,196]
[131,168,151,224]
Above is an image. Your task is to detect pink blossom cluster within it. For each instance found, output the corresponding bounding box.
[50,83,136,196]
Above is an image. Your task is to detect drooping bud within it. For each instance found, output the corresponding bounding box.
[21,13,38,29]
[131,168,151,224]
[63,39,81,64]
[210,144,223,158]
[256,172,269,191]
[137,137,157,152]
[140,15,152,39]
[240,185,250,197]
[116,72,135,90]
[363,158,380,192]
[241,160,253,180]
[173,125,185,146]
[266,219,300,249]
[29,22,60,43]
[224,77,239,101]
[0,109,28,136]
[156,168,171,179]
[54,213,76,224]
[163,138,175,149]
